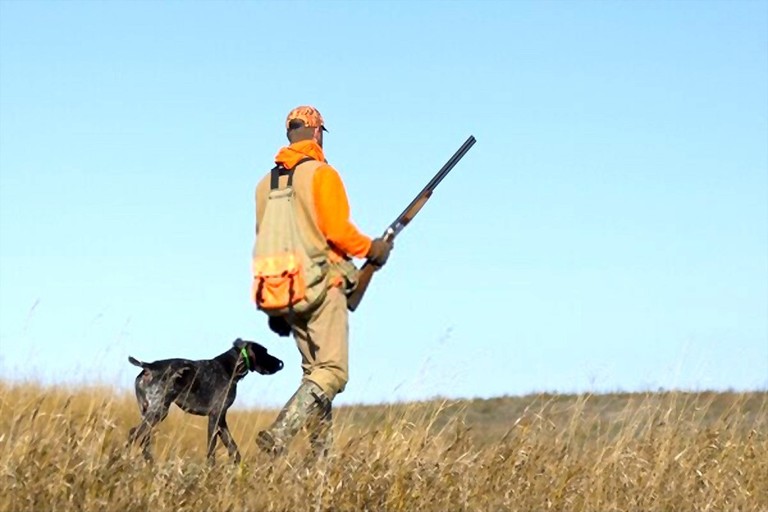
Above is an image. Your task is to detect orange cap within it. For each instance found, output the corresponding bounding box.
[286,105,328,132]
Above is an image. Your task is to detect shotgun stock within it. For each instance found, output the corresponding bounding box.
[347,135,476,312]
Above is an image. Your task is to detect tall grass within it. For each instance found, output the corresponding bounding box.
[1,382,766,511]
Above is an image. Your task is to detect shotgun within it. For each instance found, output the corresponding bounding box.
[347,135,476,312]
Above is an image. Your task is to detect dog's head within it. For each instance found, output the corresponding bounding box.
[233,338,284,375]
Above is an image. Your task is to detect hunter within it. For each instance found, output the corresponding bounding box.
[253,105,392,457]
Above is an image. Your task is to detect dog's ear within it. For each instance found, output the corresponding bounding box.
[233,338,246,349]
[247,341,267,355]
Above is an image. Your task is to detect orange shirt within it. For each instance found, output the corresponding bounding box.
[273,140,372,260]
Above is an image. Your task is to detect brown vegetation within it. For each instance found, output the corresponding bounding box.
[1,381,766,511]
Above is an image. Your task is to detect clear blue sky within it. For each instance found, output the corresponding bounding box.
[1,0,766,407]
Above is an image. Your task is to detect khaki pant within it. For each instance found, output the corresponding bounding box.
[289,286,348,400]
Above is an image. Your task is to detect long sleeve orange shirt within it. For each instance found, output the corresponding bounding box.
[273,140,372,260]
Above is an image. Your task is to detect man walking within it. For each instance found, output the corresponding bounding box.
[253,106,392,457]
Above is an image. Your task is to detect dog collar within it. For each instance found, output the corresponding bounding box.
[240,347,252,371]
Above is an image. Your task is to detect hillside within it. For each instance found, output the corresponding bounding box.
[1,382,766,511]
[336,390,767,446]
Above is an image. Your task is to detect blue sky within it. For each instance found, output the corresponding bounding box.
[0,0,766,407]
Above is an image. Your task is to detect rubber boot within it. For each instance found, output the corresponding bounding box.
[256,380,330,457]
[308,392,333,460]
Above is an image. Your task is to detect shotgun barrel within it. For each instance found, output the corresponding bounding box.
[347,135,476,312]
[385,135,476,240]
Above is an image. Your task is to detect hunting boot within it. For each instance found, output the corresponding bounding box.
[307,391,333,460]
[256,380,330,457]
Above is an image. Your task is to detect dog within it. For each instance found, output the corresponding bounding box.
[127,338,283,463]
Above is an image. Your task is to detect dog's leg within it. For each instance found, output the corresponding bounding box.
[128,405,169,462]
[216,414,241,464]
[128,420,155,462]
[206,414,219,464]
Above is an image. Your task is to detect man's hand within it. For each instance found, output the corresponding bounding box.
[366,237,393,267]
[268,316,292,337]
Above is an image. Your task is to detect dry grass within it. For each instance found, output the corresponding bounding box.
[1,381,766,511]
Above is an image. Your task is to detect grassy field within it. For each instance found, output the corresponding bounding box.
[1,381,766,511]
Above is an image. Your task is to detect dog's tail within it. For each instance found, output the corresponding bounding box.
[128,356,146,368]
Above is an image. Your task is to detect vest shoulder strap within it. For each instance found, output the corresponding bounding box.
[269,157,318,190]
[269,165,294,190]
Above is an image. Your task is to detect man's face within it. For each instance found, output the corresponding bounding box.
[314,126,324,148]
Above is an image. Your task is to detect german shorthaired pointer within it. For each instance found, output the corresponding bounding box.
[127,338,283,463]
